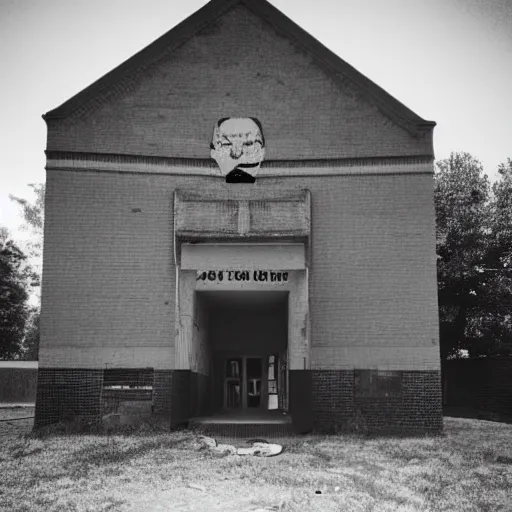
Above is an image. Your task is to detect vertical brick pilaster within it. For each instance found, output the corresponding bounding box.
[153,370,173,416]
[289,370,314,433]
[189,372,198,418]
[401,371,443,432]
[192,372,212,417]
[312,370,355,432]
[169,370,191,428]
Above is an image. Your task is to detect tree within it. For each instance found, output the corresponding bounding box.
[0,228,31,359]
[468,158,512,356]
[22,307,40,361]
[490,159,512,269]
[9,182,45,289]
[434,152,491,359]
[435,153,512,358]
[10,183,45,359]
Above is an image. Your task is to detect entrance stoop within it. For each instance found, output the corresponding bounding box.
[188,410,294,438]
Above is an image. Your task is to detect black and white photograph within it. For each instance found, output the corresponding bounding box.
[1,0,511,510]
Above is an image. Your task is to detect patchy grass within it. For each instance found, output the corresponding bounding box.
[0,417,511,511]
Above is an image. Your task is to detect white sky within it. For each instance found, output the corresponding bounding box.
[1,0,511,240]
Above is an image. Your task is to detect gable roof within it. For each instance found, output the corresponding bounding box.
[43,0,435,135]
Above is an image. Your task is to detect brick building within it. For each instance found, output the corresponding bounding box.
[35,0,442,434]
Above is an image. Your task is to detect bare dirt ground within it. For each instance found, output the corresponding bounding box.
[0,414,511,512]
[0,406,34,439]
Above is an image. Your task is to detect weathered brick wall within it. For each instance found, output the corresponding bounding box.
[38,1,440,432]
[45,4,432,160]
[169,370,191,427]
[34,368,197,428]
[289,370,314,433]
[40,169,439,372]
[311,370,442,433]
[153,370,172,416]
[34,369,103,428]
[190,372,212,417]
[400,371,443,432]
[311,370,355,432]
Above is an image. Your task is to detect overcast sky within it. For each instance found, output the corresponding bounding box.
[1,0,511,240]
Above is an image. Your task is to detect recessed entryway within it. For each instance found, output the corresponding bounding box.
[196,290,288,415]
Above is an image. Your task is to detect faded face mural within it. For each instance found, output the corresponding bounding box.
[210,117,265,183]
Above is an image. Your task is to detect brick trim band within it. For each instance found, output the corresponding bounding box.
[34,368,443,434]
[46,151,434,177]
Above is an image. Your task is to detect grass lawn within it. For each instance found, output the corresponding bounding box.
[0,417,511,512]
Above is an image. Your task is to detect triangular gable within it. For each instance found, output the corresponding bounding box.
[43,0,434,135]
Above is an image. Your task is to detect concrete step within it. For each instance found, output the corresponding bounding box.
[189,420,295,438]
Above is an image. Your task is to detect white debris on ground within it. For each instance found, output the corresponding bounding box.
[197,435,217,449]
[212,443,238,455]
[197,435,283,457]
[237,442,283,457]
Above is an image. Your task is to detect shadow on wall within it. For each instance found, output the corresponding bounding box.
[0,361,38,404]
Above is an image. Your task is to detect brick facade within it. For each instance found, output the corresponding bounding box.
[33,368,443,434]
[169,370,191,428]
[312,370,443,433]
[289,370,314,433]
[190,372,213,418]
[34,369,103,428]
[152,370,173,416]
[36,0,441,434]
[39,171,439,372]
[34,369,199,429]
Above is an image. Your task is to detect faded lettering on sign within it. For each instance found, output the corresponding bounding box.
[196,270,289,283]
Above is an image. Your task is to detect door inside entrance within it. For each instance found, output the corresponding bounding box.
[224,356,263,410]
[223,354,283,411]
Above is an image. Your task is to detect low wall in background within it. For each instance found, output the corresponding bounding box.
[0,361,38,403]
[442,357,512,422]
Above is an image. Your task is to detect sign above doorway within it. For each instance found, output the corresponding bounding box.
[196,270,289,284]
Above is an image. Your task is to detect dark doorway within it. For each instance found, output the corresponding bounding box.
[198,290,288,414]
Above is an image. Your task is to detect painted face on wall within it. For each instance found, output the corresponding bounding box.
[210,117,265,183]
